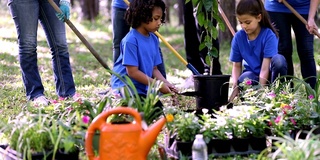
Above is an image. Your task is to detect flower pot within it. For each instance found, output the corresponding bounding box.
[194,75,231,110]
[232,138,249,152]
[250,136,267,151]
[210,139,231,153]
[180,75,231,112]
[176,141,193,157]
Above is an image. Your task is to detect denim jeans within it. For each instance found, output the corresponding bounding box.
[8,0,76,100]
[238,54,288,85]
[268,12,317,89]
[112,7,167,78]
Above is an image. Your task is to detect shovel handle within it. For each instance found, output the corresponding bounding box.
[218,3,235,36]
[48,0,111,71]
[282,0,320,39]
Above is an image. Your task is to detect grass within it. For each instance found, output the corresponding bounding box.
[0,1,319,159]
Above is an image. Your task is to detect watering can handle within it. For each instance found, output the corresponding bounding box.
[85,107,142,160]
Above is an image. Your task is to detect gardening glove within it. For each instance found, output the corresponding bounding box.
[56,0,70,22]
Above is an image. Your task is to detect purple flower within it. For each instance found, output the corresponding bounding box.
[82,115,90,124]
[245,79,252,85]
[268,92,276,98]
[308,95,314,100]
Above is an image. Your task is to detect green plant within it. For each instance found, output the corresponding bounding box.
[185,0,225,74]
[268,134,320,159]
[199,109,216,143]
[247,112,269,137]
[109,71,171,125]
[2,112,54,158]
[172,111,203,142]
[211,111,232,140]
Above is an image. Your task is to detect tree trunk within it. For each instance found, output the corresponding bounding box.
[105,0,112,21]
[218,0,236,44]
[163,0,170,23]
[177,0,184,26]
[79,0,99,21]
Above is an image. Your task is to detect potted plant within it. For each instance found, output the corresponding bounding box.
[170,111,203,156]
[210,114,233,153]
[179,0,230,112]
[0,111,80,160]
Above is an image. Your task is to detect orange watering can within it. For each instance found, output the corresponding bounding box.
[85,107,167,160]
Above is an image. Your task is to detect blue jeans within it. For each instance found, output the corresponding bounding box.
[268,12,317,89]
[238,54,288,85]
[112,7,166,78]
[8,0,76,100]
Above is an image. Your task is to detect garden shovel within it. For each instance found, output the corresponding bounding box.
[48,0,111,71]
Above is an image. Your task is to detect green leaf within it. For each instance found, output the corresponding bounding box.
[197,12,205,26]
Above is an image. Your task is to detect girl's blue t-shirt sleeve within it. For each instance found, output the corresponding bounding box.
[230,33,243,62]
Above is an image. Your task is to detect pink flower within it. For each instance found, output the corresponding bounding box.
[82,115,90,124]
[59,97,66,101]
[268,121,273,126]
[308,95,314,100]
[282,104,292,110]
[245,79,252,85]
[268,92,276,98]
[275,116,282,123]
[290,118,296,125]
[50,99,59,104]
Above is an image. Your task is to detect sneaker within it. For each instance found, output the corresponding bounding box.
[33,96,49,106]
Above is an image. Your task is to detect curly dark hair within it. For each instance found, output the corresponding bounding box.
[125,0,166,29]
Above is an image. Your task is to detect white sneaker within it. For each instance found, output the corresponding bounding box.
[33,96,49,106]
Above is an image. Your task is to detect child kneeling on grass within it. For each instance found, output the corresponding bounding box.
[110,0,178,109]
[229,0,288,101]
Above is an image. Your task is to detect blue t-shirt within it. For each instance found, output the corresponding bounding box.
[111,29,162,95]
[264,0,310,14]
[229,27,278,75]
[112,0,131,9]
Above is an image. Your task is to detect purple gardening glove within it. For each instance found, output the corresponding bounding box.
[55,0,70,21]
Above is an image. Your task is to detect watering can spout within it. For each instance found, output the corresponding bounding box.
[140,117,166,156]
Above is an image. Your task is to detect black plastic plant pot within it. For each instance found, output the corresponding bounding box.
[193,75,231,110]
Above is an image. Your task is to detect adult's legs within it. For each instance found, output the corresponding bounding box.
[112,7,130,63]
[8,0,44,100]
[268,12,294,84]
[182,0,204,74]
[39,0,76,98]
[292,14,316,89]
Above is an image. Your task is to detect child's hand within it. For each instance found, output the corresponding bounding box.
[166,83,178,93]
[159,83,172,94]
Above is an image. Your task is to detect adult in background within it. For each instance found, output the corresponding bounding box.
[8,0,76,106]
[111,0,167,78]
[265,0,318,89]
